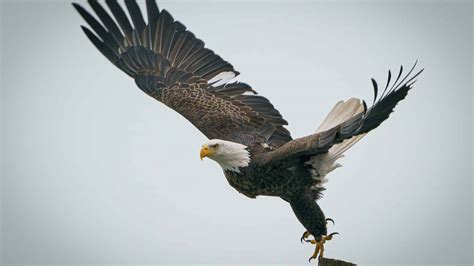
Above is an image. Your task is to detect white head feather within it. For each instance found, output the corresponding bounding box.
[201,139,250,173]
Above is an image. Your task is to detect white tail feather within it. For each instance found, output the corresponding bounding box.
[317,98,363,132]
[308,98,366,186]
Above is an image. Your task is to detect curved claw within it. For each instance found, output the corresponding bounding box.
[300,231,311,243]
[307,233,338,262]
[325,218,335,225]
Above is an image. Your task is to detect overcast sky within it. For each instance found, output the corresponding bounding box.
[1,0,472,265]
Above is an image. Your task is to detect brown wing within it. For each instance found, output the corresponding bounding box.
[253,63,423,165]
[73,0,291,147]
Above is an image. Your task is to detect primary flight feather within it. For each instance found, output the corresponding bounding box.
[73,0,423,262]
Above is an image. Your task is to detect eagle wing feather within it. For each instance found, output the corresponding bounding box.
[254,63,423,166]
[73,0,291,147]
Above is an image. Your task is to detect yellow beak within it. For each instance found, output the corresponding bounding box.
[200,145,214,160]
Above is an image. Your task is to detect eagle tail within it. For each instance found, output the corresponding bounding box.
[306,99,366,185]
[316,98,365,133]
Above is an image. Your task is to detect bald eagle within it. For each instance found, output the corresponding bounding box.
[73,0,422,262]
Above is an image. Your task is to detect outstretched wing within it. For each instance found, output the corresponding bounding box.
[254,62,423,165]
[73,0,291,147]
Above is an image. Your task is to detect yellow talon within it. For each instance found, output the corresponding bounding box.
[301,219,335,243]
[307,232,339,262]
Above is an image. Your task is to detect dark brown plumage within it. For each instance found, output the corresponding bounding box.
[73,0,422,262]
[73,0,291,148]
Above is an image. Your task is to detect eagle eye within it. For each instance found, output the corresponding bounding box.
[213,144,219,148]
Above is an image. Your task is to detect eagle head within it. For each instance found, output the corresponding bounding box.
[200,139,250,173]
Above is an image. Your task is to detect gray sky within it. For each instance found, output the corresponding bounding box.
[1,0,473,265]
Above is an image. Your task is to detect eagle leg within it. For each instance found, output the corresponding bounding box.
[308,232,339,262]
[289,191,338,261]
